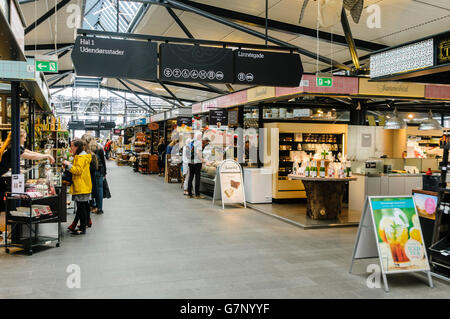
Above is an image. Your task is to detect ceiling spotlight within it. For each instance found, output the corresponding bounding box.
[407,113,414,119]
[419,110,442,131]
[384,107,406,130]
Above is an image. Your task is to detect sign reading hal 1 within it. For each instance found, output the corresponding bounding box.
[316,77,332,87]
[71,36,157,81]
[35,60,58,73]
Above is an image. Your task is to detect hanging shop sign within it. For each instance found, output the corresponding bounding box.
[370,38,434,79]
[212,160,246,209]
[209,109,228,129]
[349,196,432,292]
[436,34,450,65]
[113,129,122,135]
[72,36,158,80]
[148,122,159,130]
[159,43,233,83]
[359,78,425,98]
[234,50,302,87]
[176,116,192,127]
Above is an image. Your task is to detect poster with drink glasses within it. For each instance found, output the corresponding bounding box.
[369,196,430,273]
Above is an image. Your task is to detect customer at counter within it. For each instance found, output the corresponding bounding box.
[0,129,55,211]
[187,133,210,199]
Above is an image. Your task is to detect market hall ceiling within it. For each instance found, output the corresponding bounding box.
[19,0,450,104]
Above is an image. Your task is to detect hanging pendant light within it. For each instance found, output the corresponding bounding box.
[419,110,442,131]
[384,107,406,129]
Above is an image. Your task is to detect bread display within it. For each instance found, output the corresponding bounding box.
[230,179,240,189]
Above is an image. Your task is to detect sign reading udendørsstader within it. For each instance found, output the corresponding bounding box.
[71,36,157,81]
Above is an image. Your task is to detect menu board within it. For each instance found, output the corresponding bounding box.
[412,191,437,220]
[209,109,228,129]
[218,160,245,206]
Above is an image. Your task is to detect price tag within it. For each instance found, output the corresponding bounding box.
[11,174,25,193]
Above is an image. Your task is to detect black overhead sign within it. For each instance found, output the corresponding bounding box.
[234,50,303,87]
[209,109,228,127]
[71,36,157,81]
[159,43,233,83]
[177,116,192,127]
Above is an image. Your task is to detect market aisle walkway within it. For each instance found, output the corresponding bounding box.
[0,162,449,298]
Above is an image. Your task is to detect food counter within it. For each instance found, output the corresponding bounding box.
[349,173,425,213]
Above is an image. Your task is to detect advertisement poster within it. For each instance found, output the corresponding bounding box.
[369,197,430,273]
[218,160,245,205]
[412,191,437,220]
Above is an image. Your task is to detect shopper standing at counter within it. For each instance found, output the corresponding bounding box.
[0,129,55,211]
[187,134,210,199]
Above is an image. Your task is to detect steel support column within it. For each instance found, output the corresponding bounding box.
[117,79,154,112]
[11,82,21,174]
[340,8,360,71]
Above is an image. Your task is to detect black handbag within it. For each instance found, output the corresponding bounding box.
[103,177,111,199]
[62,170,73,186]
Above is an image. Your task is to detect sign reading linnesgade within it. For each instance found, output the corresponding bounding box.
[71,36,158,80]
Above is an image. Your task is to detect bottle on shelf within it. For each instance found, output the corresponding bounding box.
[305,159,310,177]
[311,160,317,177]
[319,160,325,178]
[346,161,352,177]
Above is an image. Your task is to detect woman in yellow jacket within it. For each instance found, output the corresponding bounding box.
[63,139,92,235]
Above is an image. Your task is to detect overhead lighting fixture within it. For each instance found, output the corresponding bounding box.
[419,110,442,131]
[384,107,406,129]
[407,113,414,119]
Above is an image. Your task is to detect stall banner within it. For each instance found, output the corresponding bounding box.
[275,74,358,98]
[369,196,429,273]
[159,43,233,83]
[359,78,425,98]
[425,84,450,100]
[247,86,275,103]
[213,160,246,209]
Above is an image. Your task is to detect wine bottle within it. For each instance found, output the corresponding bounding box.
[305,161,310,177]
[319,160,325,177]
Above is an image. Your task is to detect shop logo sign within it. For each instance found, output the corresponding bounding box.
[66,264,81,289]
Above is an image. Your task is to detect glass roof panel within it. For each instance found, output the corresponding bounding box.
[82,0,143,33]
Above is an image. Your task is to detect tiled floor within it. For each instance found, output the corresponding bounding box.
[0,161,449,298]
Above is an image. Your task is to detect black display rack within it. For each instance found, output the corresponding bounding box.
[4,193,61,255]
[429,141,450,279]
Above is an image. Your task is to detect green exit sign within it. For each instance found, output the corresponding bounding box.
[317,77,332,87]
[35,60,58,73]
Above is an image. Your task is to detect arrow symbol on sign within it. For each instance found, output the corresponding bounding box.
[38,63,44,68]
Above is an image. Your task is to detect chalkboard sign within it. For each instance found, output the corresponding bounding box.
[209,110,228,128]
[228,110,239,126]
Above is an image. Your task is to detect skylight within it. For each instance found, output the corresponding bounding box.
[82,0,143,33]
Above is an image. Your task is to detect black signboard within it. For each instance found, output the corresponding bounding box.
[159,43,233,83]
[72,36,157,80]
[209,110,228,127]
[234,50,303,87]
[177,116,192,127]
[436,33,450,65]
[228,110,239,126]
[68,120,84,130]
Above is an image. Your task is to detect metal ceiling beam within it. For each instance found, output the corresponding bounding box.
[48,70,73,83]
[159,0,350,71]
[104,87,151,113]
[128,3,151,33]
[25,0,72,34]
[340,8,360,71]
[162,0,388,52]
[50,83,198,103]
[166,7,194,38]
[25,43,74,51]
[122,79,183,109]
[117,78,155,112]
[157,80,185,107]
[77,28,295,52]
[201,83,226,95]
[225,84,235,93]
[123,0,385,52]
